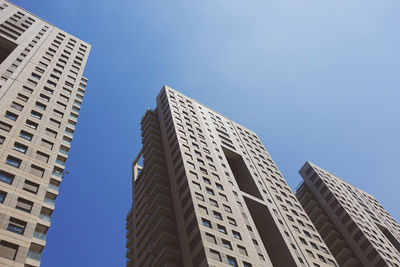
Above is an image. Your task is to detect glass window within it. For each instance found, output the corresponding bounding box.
[202,218,211,228]
[232,230,242,240]
[6,156,21,168]
[19,131,33,141]
[0,170,14,184]
[217,224,227,234]
[5,111,18,121]
[227,256,238,266]
[13,143,27,154]
[0,191,6,203]
[222,239,232,250]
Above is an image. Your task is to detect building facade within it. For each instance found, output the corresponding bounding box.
[297,162,400,267]
[126,86,338,267]
[0,1,90,266]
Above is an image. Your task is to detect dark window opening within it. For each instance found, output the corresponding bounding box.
[222,147,262,199]
[243,196,298,267]
[376,223,400,254]
[0,36,17,64]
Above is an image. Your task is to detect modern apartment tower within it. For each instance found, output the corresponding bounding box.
[0,1,90,266]
[126,86,338,267]
[296,162,400,267]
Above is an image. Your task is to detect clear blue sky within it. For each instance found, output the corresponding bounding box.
[13,0,400,266]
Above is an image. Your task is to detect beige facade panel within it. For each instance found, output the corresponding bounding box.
[127,86,338,267]
[0,1,90,266]
[297,162,400,267]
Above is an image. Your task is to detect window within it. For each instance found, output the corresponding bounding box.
[306,250,315,258]
[206,188,214,195]
[15,197,33,213]
[43,86,53,94]
[227,217,237,226]
[238,245,248,256]
[10,102,23,111]
[317,255,326,263]
[209,199,218,207]
[25,120,38,129]
[6,156,21,168]
[0,170,14,184]
[0,240,18,260]
[243,262,252,267]
[223,204,232,213]
[205,233,216,244]
[0,190,6,203]
[231,229,242,238]
[209,249,221,261]
[203,177,211,184]
[217,224,227,234]
[310,242,318,250]
[0,121,12,132]
[7,217,26,235]
[19,130,33,141]
[213,211,222,220]
[23,180,39,194]
[201,218,211,228]
[299,237,307,245]
[30,165,45,178]
[198,205,208,214]
[31,73,41,80]
[17,93,28,102]
[41,139,54,150]
[35,101,46,110]
[195,193,204,201]
[13,142,27,154]
[227,256,238,266]
[222,239,232,250]
[219,193,228,201]
[30,110,42,119]
[5,111,18,121]
[216,183,223,190]
[45,128,57,138]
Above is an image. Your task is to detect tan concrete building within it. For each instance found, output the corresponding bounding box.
[297,162,400,267]
[126,86,338,267]
[0,1,90,266]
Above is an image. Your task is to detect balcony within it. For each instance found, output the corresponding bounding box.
[61,139,71,146]
[33,231,47,241]
[48,184,59,191]
[44,197,55,206]
[69,115,78,121]
[59,148,69,155]
[27,251,41,261]
[39,214,51,222]
[56,159,66,166]
[52,171,63,178]
[64,131,73,137]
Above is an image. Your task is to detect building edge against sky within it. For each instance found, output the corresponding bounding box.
[296,162,400,267]
[0,0,90,266]
[126,85,339,267]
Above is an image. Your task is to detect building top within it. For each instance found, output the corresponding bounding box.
[4,0,91,47]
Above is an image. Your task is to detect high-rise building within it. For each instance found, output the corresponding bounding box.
[0,1,90,266]
[126,86,338,267]
[296,162,400,267]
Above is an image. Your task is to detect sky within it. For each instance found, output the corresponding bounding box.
[12,0,400,266]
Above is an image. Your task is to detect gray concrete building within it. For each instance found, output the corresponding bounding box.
[0,1,90,266]
[126,86,338,267]
[297,162,400,267]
